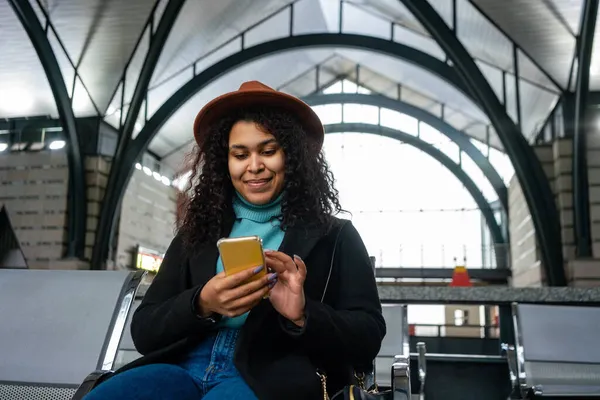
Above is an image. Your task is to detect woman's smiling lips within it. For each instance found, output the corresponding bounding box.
[244,178,272,190]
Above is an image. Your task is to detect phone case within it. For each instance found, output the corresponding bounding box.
[217,236,266,283]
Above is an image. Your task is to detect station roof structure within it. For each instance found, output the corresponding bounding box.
[2,0,595,172]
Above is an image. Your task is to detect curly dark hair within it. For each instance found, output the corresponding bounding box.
[177,106,342,250]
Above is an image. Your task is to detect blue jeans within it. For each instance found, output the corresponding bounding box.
[84,329,257,399]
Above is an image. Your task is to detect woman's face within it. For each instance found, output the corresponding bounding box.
[228,120,285,205]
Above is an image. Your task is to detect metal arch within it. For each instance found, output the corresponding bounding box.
[573,0,599,257]
[91,0,185,269]
[135,34,469,147]
[303,92,508,212]
[8,0,86,258]
[91,33,473,268]
[398,0,566,285]
[325,122,507,269]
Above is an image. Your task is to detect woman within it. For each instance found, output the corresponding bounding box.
[85,81,385,400]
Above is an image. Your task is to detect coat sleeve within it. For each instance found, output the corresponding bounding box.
[281,222,386,367]
[130,234,216,355]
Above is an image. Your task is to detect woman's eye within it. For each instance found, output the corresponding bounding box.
[233,153,247,160]
[262,149,276,156]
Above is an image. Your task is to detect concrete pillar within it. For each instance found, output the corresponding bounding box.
[85,156,111,262]
[508,135,600,287]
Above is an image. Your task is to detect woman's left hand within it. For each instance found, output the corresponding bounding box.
[264,250,307,326]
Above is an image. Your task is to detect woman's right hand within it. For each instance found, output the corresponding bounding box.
[197,266,276,318]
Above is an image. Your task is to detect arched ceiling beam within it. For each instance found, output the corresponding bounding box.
[398,0,566,285]
[8,0,86,258]
[91,0,185,269]
[91,33,472,269]
[303,93,508,212]
[573,0,599,257]
[325,122,507,269]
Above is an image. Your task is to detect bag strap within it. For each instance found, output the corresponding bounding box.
[320,219,348,303]
[317,220,379,398]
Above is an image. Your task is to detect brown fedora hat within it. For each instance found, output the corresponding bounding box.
[193,81,324,152]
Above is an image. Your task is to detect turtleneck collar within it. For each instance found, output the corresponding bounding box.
[232,191,283,223]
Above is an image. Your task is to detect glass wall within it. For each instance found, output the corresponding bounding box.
[315,79,514,270]
[316,79,514,330]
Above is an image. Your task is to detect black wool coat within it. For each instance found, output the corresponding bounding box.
[119,218,386,400]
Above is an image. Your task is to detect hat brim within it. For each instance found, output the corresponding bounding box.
[193,89,324,152]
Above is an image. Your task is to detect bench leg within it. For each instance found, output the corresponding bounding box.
[391,356,411,400]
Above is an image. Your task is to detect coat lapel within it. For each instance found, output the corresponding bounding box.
[278,224,324,260]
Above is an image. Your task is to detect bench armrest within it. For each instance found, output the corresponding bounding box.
[391,355,411,400]
[71,370,114,400]
[501,343,518,389]
[416,342,427,398]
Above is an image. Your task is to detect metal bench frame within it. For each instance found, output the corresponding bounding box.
[0,269,144,400]
[507,302,600,399]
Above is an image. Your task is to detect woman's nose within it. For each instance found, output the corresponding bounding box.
[247,154,264,173]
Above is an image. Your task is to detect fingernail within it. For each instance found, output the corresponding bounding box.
[268,273,278,281]
[253,265,264,274]
[268,281,276,289]
[264,249,273,254]
[293,254,302,261]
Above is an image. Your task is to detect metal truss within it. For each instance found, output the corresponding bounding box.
[326,122,508,271]
[304,93,508,212]
[91,32,472,268]
[91,0,185,269]
[399,0,566,285]
[92,1,562,281]
[8,0,86,259]
[573,0,599,257]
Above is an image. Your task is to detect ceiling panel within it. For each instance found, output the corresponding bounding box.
[471,0,576,88]
[545,0,583,36]
[353,0,565,93]
[44,0,155,111]
[0,2,57,118]
[347,0,429,34]
[150,0,296,88]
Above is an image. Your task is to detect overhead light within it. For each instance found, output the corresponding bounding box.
[49,140,66,150]
[135,163,142,170]
[30,142,45,151]
[172,170,192,191]
[142,166,152,176]
[152,171,162,181]
[11,142,27,151]
[161,176,171,186]
[0,143,7,152]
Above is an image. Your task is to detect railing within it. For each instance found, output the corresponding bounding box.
[409,323,499,339]
[369,244,510,269]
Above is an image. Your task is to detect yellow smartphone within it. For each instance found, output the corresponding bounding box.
[217,236,266,284]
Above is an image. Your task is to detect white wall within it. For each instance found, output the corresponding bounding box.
[116,168,178,270]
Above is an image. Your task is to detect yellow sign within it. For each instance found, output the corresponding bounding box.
[135,246,164,273]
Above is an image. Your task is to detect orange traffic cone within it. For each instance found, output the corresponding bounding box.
[450,265,472,287]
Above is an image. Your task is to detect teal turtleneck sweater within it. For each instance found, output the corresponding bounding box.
[216,192,285,328]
